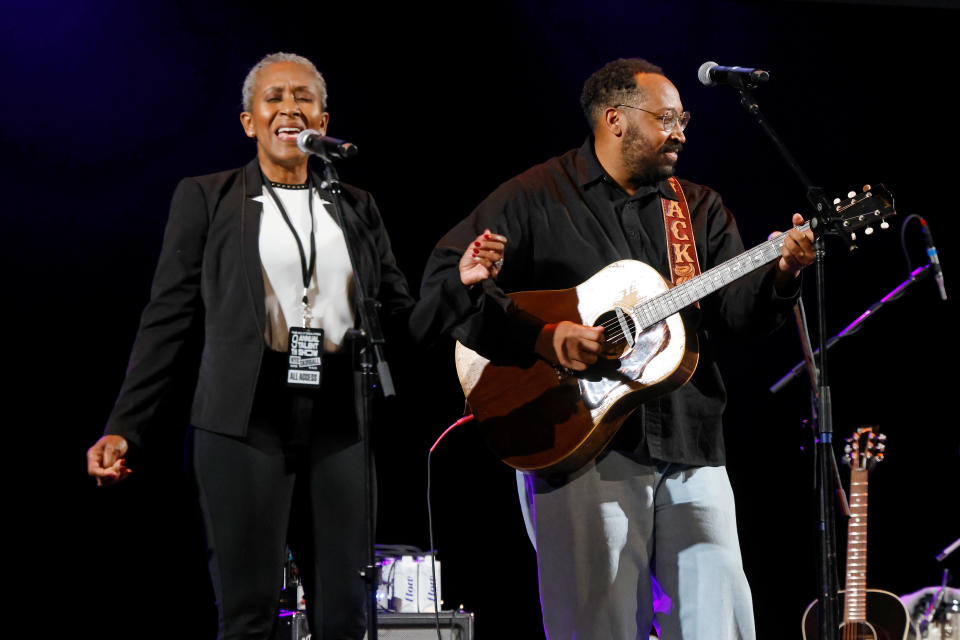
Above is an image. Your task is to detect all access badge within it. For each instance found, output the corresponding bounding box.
[287,327,324,388]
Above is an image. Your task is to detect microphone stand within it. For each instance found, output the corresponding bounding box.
[316,154,394,640]
[937,537,960,563]
[735,85,848,640]
[784,299,852,523]
[770,265,931,394]
[770,267,934,608]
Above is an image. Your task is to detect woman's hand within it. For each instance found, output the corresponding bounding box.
[459,229,507,287]
[87,435,132,486]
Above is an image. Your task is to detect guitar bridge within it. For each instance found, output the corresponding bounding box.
[615,307,635,348]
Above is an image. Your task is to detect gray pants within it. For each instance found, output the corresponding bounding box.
[518,451,756,640]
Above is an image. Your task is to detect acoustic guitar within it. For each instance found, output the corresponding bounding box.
[455,185,896,477]
[801,426,910,640]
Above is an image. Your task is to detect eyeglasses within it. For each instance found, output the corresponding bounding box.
[615,105,691,132]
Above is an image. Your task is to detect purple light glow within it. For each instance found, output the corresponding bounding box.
[651,575,672,636]
[837,265,927,337]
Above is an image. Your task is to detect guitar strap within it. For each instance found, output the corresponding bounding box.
[661,177,701,305]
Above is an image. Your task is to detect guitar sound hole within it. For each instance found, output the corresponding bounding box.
[593,308,636,359]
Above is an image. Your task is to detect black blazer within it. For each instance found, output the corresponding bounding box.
[105,158,468,447]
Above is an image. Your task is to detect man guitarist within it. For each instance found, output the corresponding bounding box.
[419,58,814,639]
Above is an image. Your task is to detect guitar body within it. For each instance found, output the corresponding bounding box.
[454,186,896,477]
[455,259,698,477]
[802,590,910,640]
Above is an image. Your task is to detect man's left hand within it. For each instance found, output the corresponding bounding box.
[773,213,815,291]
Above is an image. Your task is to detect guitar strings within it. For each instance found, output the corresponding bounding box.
[569,220,822,354]
[584,227,782,343]
[590,229,783,341]
[591,296,671,345]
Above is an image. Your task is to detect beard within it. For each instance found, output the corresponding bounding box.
[622,125,682,186]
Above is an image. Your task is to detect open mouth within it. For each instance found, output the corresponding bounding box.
[276,126,303,142]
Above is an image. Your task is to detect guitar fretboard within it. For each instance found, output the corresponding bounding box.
[633,222,810,329]
[844,467,869,623]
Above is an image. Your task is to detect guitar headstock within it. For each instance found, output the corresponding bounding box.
[829,184,896,246]
[843,425,887,472]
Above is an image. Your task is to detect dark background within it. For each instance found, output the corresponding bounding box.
[5,0,957,637]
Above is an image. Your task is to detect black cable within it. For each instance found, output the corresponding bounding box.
[425,414,473,640]
[427,447,442,640]
[900,213,923,272]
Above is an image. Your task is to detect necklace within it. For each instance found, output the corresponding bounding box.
[269,180,310,190]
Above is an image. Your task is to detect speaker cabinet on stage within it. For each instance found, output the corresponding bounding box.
[370,611,475,640]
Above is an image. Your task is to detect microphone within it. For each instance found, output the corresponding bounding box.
[920,218,948,301]
[698,61,770,90]
[296,129,359,159]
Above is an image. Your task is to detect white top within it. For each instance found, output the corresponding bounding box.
[255,185,355,353]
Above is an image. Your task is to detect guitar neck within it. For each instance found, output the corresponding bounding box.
[634,222,809,327]
[845,467,869,623]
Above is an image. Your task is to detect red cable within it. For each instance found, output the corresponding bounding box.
[429,414,474,452]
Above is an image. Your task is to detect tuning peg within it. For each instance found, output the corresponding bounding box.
[880,220,889,230]
[847,191,857,199]
[875,443,886,451]
[844,444,853,454]
[850,232,857,241]
[877,433,887,442]
[875,452,884,461]
[864,226,874,235]
[862,184,872,192]
[833,197,842,205]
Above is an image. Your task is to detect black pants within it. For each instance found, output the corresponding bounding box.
[190,350,369,640]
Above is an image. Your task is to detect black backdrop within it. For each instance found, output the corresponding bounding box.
[6,1,957,637]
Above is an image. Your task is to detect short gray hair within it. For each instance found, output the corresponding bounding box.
[241,52,328,112]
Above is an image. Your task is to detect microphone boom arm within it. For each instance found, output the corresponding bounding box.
[770,264,932,393]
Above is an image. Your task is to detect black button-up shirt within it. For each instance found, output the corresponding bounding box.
[421,138,797,467]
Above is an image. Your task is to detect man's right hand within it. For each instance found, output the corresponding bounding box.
[535,321,604,371]
[87,435,131,486]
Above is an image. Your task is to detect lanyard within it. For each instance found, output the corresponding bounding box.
[262,173,317,327]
